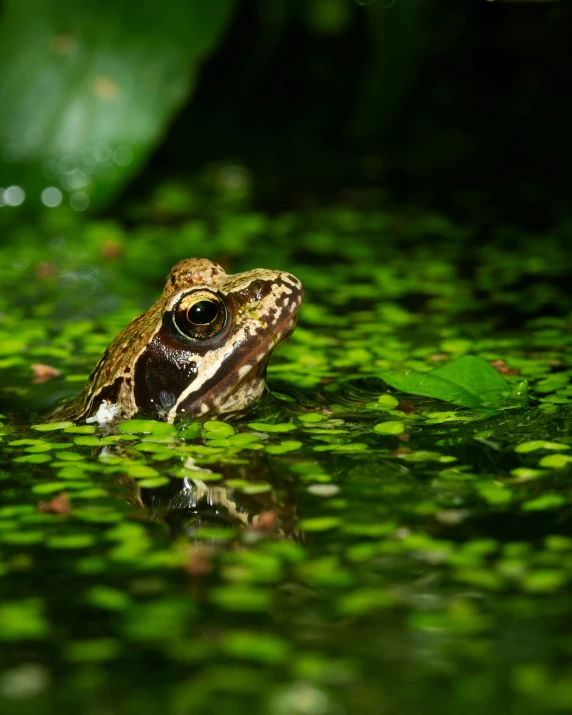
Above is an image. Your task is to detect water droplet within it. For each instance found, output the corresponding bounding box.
[41,187,63,208]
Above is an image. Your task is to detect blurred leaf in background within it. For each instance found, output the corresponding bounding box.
[0,0,236,212]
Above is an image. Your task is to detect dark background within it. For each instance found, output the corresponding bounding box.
[140,0,572,228]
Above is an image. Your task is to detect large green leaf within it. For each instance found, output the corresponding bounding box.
[379,355,510,409]
[0,0,236,210]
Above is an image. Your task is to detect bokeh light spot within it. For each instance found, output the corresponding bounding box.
[93,145,113,165]
[91,76,120,102]
[67,169,89,190]
[70,192,89,211]
[3,186,26,207]
[114,146,133,166]
[41,187,63,208]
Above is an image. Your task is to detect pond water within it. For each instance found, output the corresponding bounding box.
[1,195,572,714]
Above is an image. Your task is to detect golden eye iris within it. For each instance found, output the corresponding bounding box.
[172,292,226,340]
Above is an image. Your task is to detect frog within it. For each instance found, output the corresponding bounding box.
[51,258,303,425]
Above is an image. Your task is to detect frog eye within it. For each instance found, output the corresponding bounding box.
[172,291,226,340]
[187,300,220,325]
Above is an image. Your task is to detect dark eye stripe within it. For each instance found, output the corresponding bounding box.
[133,329,199,413]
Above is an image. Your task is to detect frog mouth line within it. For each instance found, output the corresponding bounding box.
[172,313,299,419]
[173,348,270,418]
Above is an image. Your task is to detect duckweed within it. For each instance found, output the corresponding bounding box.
[2,203,572,715]
[373,420,406,434]
[247,422,298,433]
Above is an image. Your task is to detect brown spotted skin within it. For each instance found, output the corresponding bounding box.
[51,259,303,424]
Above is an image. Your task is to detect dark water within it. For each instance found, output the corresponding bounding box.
[1,202,572,714]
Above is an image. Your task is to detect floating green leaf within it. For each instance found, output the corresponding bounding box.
[209,586,270,612]
[265,440,302,455]
[221,632,289,664]
[297,413,327,424]
[248,422,298,433]
[299,516,340,532]
[118,420,176,437]
[65,638,121,663]
[538,454,572,469]
[85,585,131,611]
[0,600,50,640]
[125,464,159,479]
[379,355,509,409]
[31,421,74,431]
[64,425,97,435]
[515,441,570,453]
[203,421,236,438]
[14,453,52,464]
[373,421,405,435]
[47,534,97,549]
[138,477,170,489]
[522,494,566,511]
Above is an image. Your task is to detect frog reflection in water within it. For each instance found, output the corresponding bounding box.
[52,258,303,424]
[141,460,301,542]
